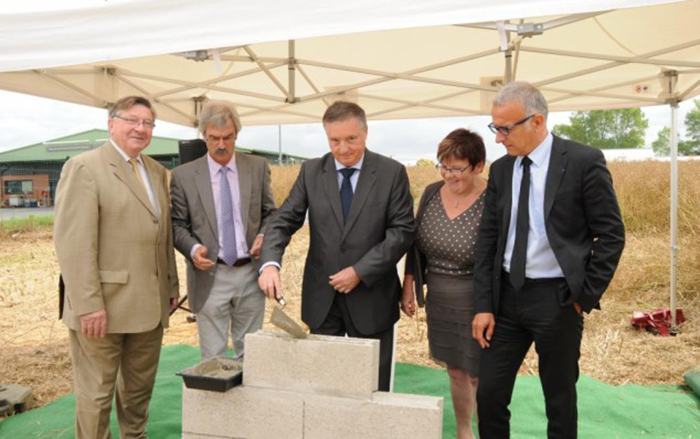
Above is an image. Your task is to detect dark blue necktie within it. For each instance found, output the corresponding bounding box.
[220,166,238,266]
[339,168,356,223]
[510,156,532,292]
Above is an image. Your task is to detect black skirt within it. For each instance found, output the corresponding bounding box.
[425,272,481,376]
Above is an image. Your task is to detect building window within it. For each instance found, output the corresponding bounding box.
[4,180,34,195]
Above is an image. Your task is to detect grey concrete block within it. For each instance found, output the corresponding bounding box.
[303,391,444,439]
[182,385,303,439]
[0,384,33,416]
[243,331,379,398]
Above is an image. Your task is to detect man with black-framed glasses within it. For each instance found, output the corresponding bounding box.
[472,82,625,438]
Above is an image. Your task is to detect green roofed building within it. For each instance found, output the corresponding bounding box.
[0,129,305,208]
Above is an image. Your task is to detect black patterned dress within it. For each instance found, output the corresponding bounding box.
[416,190,485,374]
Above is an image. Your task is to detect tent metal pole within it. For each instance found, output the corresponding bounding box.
[288,40,296,103]
[504,24,512,83]
[670,99,679,328]
[278,125,282,164]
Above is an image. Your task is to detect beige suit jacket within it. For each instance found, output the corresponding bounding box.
[54,143,179,333]
[170,152,276,313]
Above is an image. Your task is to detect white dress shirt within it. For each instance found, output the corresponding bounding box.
[503,133,564,279]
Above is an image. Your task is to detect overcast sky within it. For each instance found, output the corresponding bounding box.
[0,90,694,164]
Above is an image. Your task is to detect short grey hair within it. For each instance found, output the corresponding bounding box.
[323,101,368,131]
[493,81,548,121]
[199,100,242,135]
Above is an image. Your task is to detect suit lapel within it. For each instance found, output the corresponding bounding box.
[236,152,252,236]
[342,150,376,240]
[142,157,163,220]
[545,136,568,218]
[194,156,219,239]
[104,144,157,218]
[322,155,344,228]
[501,155,515,236]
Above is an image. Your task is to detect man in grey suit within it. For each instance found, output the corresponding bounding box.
[258,101,415,391]
[171,101,276,361]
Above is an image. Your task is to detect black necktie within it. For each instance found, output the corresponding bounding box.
[510,156,532,292]
[339,168,356,222]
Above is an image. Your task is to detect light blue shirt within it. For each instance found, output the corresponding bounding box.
[503,133,564,279]
[334,153,364,191]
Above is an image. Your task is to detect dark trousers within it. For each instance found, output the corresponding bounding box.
[312,293,394,391]
[477,274,583,439]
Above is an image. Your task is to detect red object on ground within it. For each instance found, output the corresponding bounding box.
[631,308,685,336]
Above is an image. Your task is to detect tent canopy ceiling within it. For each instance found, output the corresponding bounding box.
[0,0,697,127]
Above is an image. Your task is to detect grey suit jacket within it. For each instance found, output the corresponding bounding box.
[474,135,625,315]
[260,149,415,335]
[170,152,277,313]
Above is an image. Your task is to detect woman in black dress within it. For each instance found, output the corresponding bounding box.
[402,128,486,439]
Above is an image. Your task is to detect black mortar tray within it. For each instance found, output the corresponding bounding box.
[176,357,243,392]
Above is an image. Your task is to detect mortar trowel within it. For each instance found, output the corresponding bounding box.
[269,299,307,339]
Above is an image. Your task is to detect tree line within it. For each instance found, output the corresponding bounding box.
[552,100,700,157]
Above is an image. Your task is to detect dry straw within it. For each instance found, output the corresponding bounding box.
[1,160,698,412]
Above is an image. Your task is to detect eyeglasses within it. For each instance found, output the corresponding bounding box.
[488,114,535,137]
[206,134,236,145]
[114,115,156,129]
[436,163,470,175]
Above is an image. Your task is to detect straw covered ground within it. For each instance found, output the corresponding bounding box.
[0,160,698,412]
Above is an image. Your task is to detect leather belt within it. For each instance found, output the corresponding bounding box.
[501,269,564,287]
[217,257,252,268]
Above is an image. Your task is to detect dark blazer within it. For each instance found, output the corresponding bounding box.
[404,180,444,308]
[260,149,415,335]
[474,135,625,315]
[170,152,277,313]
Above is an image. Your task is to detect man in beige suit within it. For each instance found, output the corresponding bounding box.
[54,96,179,439]
[171,101,276,361]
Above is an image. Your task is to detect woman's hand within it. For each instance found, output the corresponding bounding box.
[401,274,417,317]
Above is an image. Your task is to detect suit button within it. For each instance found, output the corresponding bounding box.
[153,218,158,224]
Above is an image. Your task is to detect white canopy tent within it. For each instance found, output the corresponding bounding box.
[1,0,698,324]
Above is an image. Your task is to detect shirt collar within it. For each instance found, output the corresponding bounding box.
[207,152,237,175]
[109,138,140,163]
[518,132,553,168]
[334,153,365,172]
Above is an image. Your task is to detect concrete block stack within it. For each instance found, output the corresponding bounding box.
[182,331,443,439]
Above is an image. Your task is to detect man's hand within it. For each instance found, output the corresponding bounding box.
[259,265,283,300]
[472,312,496,349]
[250,234,264,260]
[574,301,582,315]
[193,246,215,271]
[80,309,107,338]
[329,267,361,294]
[401,275,416,317]
[170,298,179,312]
